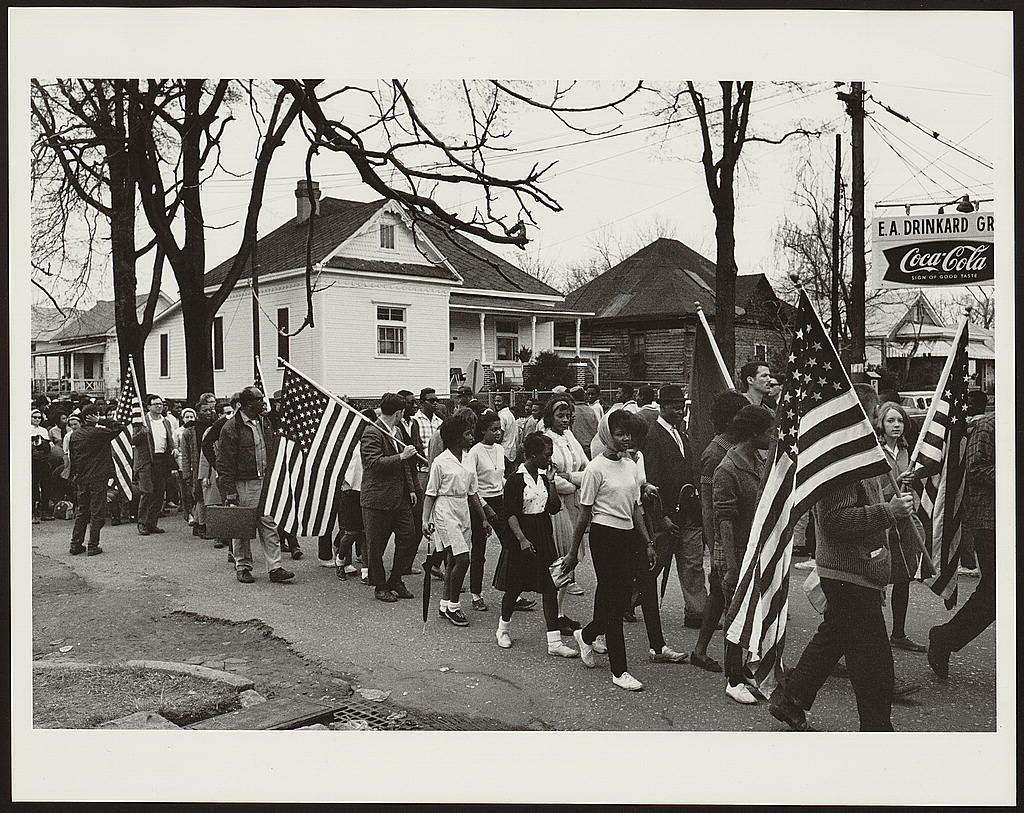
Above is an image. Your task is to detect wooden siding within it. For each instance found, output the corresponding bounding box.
[333,209,441,266]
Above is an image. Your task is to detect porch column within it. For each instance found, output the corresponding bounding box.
[574,318,581,358]
[531,315,537,353]
[69,352,76,391]
[479,312,487,364]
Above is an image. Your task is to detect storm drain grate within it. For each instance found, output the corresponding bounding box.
[330,698,525,731]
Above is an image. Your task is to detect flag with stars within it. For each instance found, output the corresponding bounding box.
[725,290,890,697]
[260,363,361,536]
[110,363,144,501]
[910,318,971,609]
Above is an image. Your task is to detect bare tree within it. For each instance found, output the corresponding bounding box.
[30,78,168,394]
[653,82,820,371]
[562,215,680,293]
[936,287,994,330]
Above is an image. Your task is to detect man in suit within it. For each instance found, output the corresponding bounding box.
[568,385,597,459]
[361,392,420,603]
[640,384,708,627]
[636,384,661,425]
[133,393,176,535]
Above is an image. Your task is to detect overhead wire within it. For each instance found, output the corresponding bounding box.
[867,117,956,200]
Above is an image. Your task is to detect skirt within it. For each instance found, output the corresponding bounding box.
[493,512,558,594]
[429,495,472,556]
[550,490,580,558]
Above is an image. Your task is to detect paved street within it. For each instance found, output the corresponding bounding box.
[30,515,996,732]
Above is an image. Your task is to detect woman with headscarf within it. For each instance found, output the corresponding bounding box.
[562,408,655,691]
[173,407,197,525]
[543,395,589,631]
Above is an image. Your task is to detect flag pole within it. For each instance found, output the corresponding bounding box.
[906,316,971,474]
[277,357,428,464]
[254,355,272,412]
[694,302,734,387]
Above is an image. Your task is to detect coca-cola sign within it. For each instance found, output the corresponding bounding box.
[871,212,994,288]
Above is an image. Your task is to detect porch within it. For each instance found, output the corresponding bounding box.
[32,341,111,398]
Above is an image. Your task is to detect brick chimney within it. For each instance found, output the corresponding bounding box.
[295,179,321,224]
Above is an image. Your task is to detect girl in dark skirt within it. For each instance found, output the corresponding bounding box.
[494,432,579,658]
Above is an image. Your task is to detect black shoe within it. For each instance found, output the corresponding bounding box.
[336,566,348,581]
[268,567,295,583]
[392,582,415,600]
[69,546,86,556]
[404,566,422,576]
[137,525,150,536]
[290,547,303,560]
[769,690,809,731]
[236,570,255,583]
[374,587,398,603]
[927,629,950,680]
[893,679,922,701]
[86,547,103,556]
[443,607,470,626]
[213,539,227,548]
[149,526,166,534]
[227,553,235,564]
[192,524,202,537]
[110,518,121,527]
[514,597,537,611]
[623,610,638,623]
[557,615,581,636]
[689,652,723,673]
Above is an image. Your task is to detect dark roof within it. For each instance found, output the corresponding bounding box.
[50,294,153,342]
[325,256,458,282]
[203,195,562,298]
[32,306,80,342]
[449,293,590,315]
[204,198,386,289]
[563,238,772,321]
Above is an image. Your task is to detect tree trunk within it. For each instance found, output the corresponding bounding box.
[181,292,214,402]
[713,167,738,376]
[107,150,146,396]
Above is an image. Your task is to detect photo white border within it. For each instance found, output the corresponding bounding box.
[8,7,1015,805]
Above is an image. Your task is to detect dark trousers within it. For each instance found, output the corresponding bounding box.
[581,524,637,678]
[138,453,171,529]
[786,577,894,731]
[931,527,995,652]
[363,501,417,588]
[634,565,666,654]
[470,495,508,596]
[71,481,107,549]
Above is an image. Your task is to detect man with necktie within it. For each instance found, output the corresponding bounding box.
[133,393,176,535]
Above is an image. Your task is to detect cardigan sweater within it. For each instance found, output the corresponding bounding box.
[814,477,897,591]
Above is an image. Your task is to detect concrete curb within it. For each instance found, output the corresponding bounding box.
[32,659,98,670]
[123,659,255,689]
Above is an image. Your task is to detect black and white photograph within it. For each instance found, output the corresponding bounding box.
[8,7,1015,806]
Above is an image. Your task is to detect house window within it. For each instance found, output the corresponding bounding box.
[629,331,646,358]
[83,356,95,380]
[496,319,519,361]
[159,333,169,378]
[753,343,768,363]
[277,308,289,367]
[379,224,396,250]
[377,305,407,356]
[212,316,224,371]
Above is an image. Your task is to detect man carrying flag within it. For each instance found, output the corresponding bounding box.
[723,290,905,732]
[109,364,142,507]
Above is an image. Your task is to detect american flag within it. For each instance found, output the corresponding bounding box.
[253,356,273,412]
[110,363,143,500]
[725,290,890,697]
[911,318,970,609]
[260,363,361,535]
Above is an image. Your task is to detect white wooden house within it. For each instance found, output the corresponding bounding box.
[142,181,593,399]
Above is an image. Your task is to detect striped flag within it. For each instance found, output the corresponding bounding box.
[911,318,970,609]
[260,363,361,536]
[725,290,890,697]
[110,364,143,500]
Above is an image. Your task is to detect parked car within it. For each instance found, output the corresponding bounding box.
[899,391,933,420]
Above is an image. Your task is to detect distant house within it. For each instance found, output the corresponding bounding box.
[142,181,592,399]
[559,238,792,388]
[31,294,173,399]
[866,292,995,393]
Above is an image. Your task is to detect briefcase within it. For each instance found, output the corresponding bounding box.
[204,505,259,539]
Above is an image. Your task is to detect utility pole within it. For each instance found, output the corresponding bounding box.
[251,229,260,378]
[837,81,866,380]
[831,133,842,349]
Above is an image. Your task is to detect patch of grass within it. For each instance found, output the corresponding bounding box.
[33,666,241,729]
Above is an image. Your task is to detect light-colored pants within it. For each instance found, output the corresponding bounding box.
[671,526,708,620]
[232,478,282,574]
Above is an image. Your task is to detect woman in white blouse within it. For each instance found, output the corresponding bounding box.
[542,395,588,631]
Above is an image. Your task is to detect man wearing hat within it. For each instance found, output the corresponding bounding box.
[455,385,474,408]
[640,384,708,627]
[569,385,597,458]
[67,404,127,555]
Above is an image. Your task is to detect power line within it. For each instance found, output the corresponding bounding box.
[867,118,954,200]
[868,116,980,196]
[867,92,994,170]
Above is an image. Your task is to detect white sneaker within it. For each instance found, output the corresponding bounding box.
[319,558,336,567]
[547,641,579,658]
[344,564,359,575]
[612,672,644,691]
[649,645,688,664]
[592,635,608,654]
[794,559,815,570]
[573,628,596,668]
[725,683,758,704]
[496,629,513,649]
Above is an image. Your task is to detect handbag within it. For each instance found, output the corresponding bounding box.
[548,556,573,589]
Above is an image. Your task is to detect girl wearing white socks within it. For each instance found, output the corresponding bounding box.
[494,432,578,658]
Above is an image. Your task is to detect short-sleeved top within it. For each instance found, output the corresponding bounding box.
[465,442,505,498]
[579,453,641,530]
[425,448,478,499]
